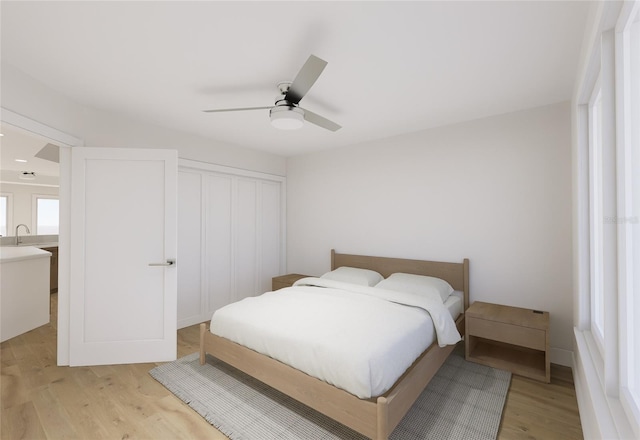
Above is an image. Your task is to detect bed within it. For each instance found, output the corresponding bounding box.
[199,249,470,440]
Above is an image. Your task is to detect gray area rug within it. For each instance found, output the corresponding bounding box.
[149,345,511,440]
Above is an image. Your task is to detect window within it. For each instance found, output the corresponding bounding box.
[576,1,640,437]
[0,194,10,237]
[35,196,59,235]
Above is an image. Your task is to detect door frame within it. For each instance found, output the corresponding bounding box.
[1,108,83,366]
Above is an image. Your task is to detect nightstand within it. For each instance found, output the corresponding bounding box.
[271,274,311,291]
[465,301,550,383]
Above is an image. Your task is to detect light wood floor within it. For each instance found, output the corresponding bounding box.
[1,294,583,439]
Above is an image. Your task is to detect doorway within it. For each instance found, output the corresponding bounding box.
[1,108,82,365]
[0,123,60,239]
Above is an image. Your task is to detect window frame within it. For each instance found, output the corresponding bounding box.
[616,1,640,429]
[587,80,605,355]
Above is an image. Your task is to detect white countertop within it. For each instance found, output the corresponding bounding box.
[31,242,59,249]
[0,234,59,248]
[0,246,52,263]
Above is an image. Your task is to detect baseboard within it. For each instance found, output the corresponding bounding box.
[573,339,602,439]
[178,314,208,330]
[550,347,573,367]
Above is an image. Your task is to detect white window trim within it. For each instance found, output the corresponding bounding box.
[616,0,640,434]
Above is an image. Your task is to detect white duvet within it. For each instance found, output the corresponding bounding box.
[209,277,462,399]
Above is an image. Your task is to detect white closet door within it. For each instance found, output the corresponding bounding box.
[235,179,258,301]
[176,160,285,326]
[205,174,233,312]
[260,181,283,293]
[177,171,203,328]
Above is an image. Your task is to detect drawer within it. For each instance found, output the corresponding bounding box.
[467,316,546,351]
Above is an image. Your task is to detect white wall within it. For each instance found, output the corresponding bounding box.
[287,101,573,359]
[1,63,286,175]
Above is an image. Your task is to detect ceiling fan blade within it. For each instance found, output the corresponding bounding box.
[203,106,272,113]
[285,55,327,105]
[301,108,341,132]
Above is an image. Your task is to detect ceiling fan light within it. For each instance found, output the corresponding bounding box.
[270,106,304,130]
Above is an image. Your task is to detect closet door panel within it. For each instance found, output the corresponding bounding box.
[177,171,203,328]
[260,181,282,293]
[235,179,258,301]
[205,174,233,313]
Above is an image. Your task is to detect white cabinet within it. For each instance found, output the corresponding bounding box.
[0,247,51,342]
[177,160,285,329]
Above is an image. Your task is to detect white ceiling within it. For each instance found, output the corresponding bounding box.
[0,1,590,157]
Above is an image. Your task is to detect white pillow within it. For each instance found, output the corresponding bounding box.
[375,273,454,303]
[320,266,384,287]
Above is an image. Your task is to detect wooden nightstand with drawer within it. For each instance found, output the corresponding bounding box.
[465,301,550,383]
[271,274,311,291]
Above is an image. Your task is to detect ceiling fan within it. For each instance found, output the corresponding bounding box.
[203,55,341,132]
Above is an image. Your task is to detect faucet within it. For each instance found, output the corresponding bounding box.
[15,224,30,245]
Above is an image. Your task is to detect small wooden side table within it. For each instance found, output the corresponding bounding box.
[465,301,550,383]
[271,274,311,291]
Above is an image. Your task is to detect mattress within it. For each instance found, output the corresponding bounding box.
[209,278,462,399]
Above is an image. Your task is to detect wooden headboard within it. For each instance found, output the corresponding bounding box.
[331,249,470,310]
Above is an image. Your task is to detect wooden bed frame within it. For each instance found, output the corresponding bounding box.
[199,249,470,440]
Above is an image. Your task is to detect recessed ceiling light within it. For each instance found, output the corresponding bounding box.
[15,159,28,163]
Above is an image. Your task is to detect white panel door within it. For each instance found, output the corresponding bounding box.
[69,148,177,366]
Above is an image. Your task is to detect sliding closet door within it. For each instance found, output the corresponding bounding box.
[260,181,282,294]
[176,161,285,329]
[205,174,233,312]
[177,171,204,328]
[235,179,258,302]
[234,179,283,299]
